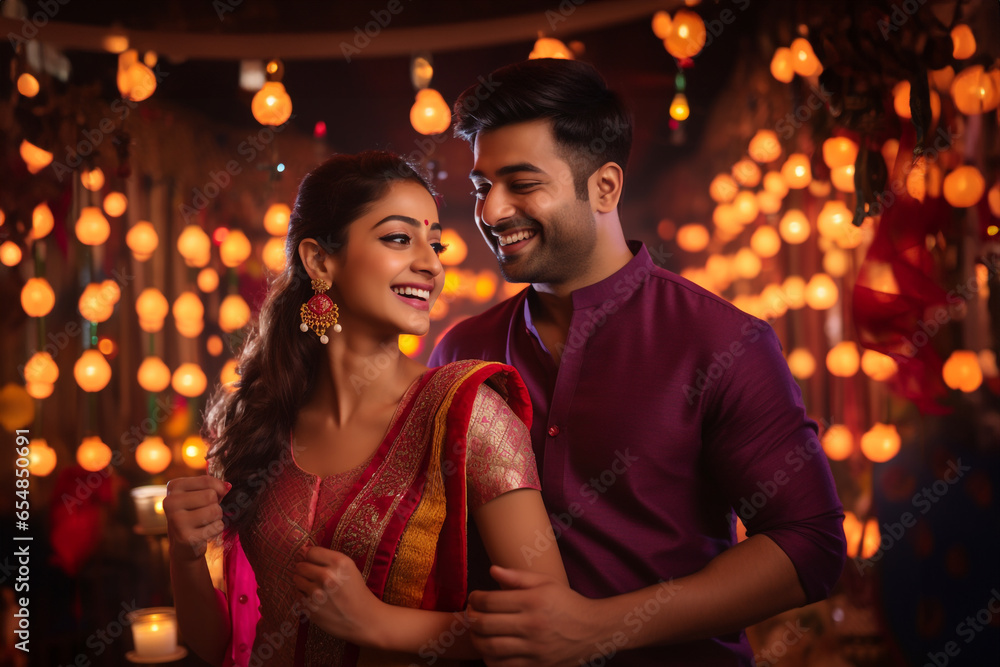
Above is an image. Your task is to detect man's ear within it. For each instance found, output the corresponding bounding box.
[589,162,624,213]
[297,238,337,283]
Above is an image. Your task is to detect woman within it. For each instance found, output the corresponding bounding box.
[164,151,566,666]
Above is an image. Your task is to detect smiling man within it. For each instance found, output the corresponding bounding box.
[429,59,846,666]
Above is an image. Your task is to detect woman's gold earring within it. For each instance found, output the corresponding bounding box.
[299,279,342,344]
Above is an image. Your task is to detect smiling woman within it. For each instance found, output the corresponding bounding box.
[162,150,568,667]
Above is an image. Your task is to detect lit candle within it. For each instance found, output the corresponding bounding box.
[130,608,177,658]
[131,485,168,534]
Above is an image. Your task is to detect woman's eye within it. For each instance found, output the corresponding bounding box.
[380,234,410,245]
[431,242,448,255]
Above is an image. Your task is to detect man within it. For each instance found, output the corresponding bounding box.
[429,59,846,666]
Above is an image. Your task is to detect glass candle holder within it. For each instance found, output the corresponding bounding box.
[128,607,177,659]
[131,485,168,534]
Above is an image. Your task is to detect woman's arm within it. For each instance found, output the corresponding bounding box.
[293,488,567,659]
[164,476,232,666]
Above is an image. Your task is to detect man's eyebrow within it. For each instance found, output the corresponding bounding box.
[469,163,547,180]
[372,215,442,232]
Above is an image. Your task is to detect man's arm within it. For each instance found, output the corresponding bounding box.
[467,534,805,665]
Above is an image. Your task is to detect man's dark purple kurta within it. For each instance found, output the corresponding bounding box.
[430,242,846,665]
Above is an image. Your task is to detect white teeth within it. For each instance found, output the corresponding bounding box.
[392,286,430,300]
[498,230,536,246]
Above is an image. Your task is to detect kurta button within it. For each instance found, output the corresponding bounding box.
[238,643,248,652]
[547,425,560,437]
[239,594,248,604]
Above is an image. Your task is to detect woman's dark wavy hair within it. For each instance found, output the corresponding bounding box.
[203,150,435,543]
[453,58,632,199]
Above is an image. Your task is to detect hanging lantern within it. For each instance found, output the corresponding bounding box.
[805,273,838,310]
[262,236,287,273]
[822,137,859,169]
[757,191,782,214]
[942,350,983,392]
[951,24,976,59]
[676,224,710,252]
[786,348,816,379]
[28,439,57,476]
[651,10,673,38]
[860,519,881,559]
[761,284,789,318]
[136,288,169,333]
[750,226,781,258]
[206,335,224,357]
[118,50,157,101]
[949,65,1000,115]
[892,81,941,121]
[0,242,21,267]
[732,191,759,224]
[823,248,849,278]
[197,268,220,293]
[24,352,59,397]
[770,47,795,83]
[17,72,40,97]
[669,93,690,121]
[103,192,128,217]
[860,423,901,463]
[943,166,985,208]
[21,278,56,317]
[219,295,251,332]
[220,229,252,267]
[80,168,105,191]
[733,248,762,279]
[989,184,1000,218]
[822,425,853,461]
[732,159,761,188]
[816,200,852,245]
[790,38,822,77]
[439,229,467,266]
[126,221,159,260]
[748,130,781,163]
[20,140,53,174]
[177,225,211,267]
[780,154,812,188]
[826,341,860,377]
[79,283,116,322]
[172,291,205,323]
[77,436,113,472]
[712,204,742,233]
[252,80,293,126]
[843,512,863,558]
[529,37,573,60]
[182,435,208,469]
[220,358,241,390]
[861,349,898,381]
[709,174,739,203]
[32,203,54,239]
[782,276,806,309]
[74,350,112,392]
[664,10,706,59]
[136,436,172,474]
[75,207,111,246]
[137,356,171,393]
[172,363,208,397]
[778,209,811,244]
[410,88,451,135]
[830,165,856,193]
[762,172,788,198]
[263,203,291,236]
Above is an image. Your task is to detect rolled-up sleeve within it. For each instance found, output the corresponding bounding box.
[705,323,847,602]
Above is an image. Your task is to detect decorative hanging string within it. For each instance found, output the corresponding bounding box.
[0,0,678,61]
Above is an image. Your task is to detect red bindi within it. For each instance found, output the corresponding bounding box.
[424,219,429,226]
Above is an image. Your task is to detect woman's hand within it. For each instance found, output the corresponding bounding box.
[163,475,229,562]
[292,547,385,647]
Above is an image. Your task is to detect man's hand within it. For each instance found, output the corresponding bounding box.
[468,565,603,667]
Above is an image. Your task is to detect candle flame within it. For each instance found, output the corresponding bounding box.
[154,499,164,514]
